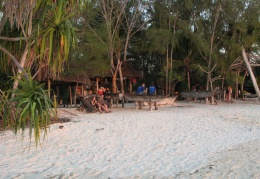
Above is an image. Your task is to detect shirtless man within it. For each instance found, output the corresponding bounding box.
[91,95,111,113]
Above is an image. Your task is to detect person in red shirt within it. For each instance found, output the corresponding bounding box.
[98,87,105,95]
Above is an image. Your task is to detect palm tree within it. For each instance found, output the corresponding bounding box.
[0,0,82,145]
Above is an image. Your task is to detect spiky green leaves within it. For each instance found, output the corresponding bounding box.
[10,73,53,147]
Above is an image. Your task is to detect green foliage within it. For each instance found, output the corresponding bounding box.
[69,28,111,77]
[4,73,54,147]
[225,71,238,86]
[0,90,15,129]
[190,64,206,78]
[172,59,185,69]
[0,73,12,90]
[147,29,171,54]
[36,0,77,75]
[169,71,184,83]
[1,0,259,98]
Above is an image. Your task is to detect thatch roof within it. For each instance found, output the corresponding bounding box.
[35,61,141,84]
[35,68,90,85]
[50,74,90,84]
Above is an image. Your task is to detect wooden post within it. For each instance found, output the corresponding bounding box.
[235,70,240,99]
[56,86,59,100]
[154,101,158,110]
[242,47,260,102]
[223,89,226,102]
[81,85,84,95]
[129,78,132,93]
[116,99,118,108]
[122,96,125,108]
[140,101,143,109]
[48,79,51,98]
[69,85,72,106]
[74,84,77,107]
[96,77,99,94]
[56,86,60,106]
[110,99,113,108]
[149,98,152,111]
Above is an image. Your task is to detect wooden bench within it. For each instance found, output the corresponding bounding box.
[124,94,174,111]
[103,93,124,108]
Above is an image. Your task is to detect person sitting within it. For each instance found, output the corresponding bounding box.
[136,83,146,95]
[100,94,112,108]
[148,83,156,95]
[91,95,111,113]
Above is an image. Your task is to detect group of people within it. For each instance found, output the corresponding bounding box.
[91,94,111,113]
[80,83,233,112]
[87,83,157,112]
[79,86,111,113]
[136,83,156,95]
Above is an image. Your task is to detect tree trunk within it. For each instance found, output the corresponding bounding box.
[74,88,77,106]
[221,76,225,99]
[206,4,221,92]
[118,62,124,94]
[241,70,248,98]
[11,10,33,98]
[235,70,240,99]
[112,74,117,93]
[12,44,29,98]
[165,46,169,95]
[48,79,51,98]
[69,85,72,106]
[242,47,260,102]
[96,77,99,94]
[187,70,190,91]
[169,47,173,95]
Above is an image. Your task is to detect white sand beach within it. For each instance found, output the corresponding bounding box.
[0,100,260,179]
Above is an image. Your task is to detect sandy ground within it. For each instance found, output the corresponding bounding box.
[0,100,260,179]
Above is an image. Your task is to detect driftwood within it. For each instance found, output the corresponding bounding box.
[181,89,222,104]
[124,94,176,111]
[156,96,178,105]
[181,91,212,99]
[78,97,96,113]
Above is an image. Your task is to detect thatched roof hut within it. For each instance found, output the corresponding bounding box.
[34,66,91,107]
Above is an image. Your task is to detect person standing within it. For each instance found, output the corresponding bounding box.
[148,83,156,95]
[226,86,232,103]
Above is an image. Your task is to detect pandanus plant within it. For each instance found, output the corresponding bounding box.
[2,72,54,147]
